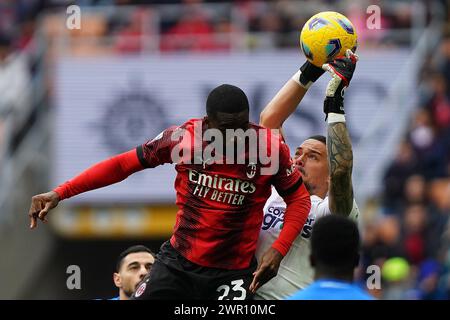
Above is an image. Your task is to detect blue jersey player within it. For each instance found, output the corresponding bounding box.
[287,215,374,300]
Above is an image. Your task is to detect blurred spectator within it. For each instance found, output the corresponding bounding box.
[375,8,450,298]
[414,259,448,300]
[403,175,427,206]
[113,10,151,54]
[427,73,450,130]
[401,204,427,265]
[429,179,450,213]
[408,109,447,179]
[362,216,404,270]
[438,35,450,85]
[409,109,435,152]
[382,141,419,212]
[160,3,222,52]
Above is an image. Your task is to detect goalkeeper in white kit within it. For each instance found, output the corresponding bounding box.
[251,50,360,299]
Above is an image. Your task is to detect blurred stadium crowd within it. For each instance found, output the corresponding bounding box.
[1,0,450,300]
[0,0,424,56]
[359,33,450,299]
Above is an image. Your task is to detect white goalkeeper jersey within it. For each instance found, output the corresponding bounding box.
[254,188,359,300]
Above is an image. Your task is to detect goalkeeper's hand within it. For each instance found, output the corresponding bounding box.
[321,49,358,118]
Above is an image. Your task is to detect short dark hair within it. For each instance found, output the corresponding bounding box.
[116,245,155,272]
[206,84,249,118]
[311,215,360,271]
[306,135,326,145]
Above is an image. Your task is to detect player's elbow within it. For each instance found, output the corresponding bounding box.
[259,108,270,127]
[260,108,281,129]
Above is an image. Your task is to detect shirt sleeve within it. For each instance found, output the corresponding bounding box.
[271,182,311,256]
[136,126,181,168]
[53,149,144,201]
[316,197,360,221]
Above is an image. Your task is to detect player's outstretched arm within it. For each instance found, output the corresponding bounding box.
[250,182,311,293]
[322,49,358,216]
[28,149,144,229]
[259,61,325,129]
[28,125,181,229]
[250,133,311,293]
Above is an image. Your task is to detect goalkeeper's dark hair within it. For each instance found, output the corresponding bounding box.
[311,215,360,274]
[307,135,326,145]
[116,245,155,272]
[206,84,249,119]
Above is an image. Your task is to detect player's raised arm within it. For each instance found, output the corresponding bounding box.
[259,61,325,129]
[322,49,358,216]
[28,126,180,229]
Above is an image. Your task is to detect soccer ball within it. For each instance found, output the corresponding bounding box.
[300,11,358,67]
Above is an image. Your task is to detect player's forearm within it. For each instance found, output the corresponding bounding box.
[260,61,325,129]
[327,118,354,215]
[260,80,307,129]
[54,149,144,200]
[272,182,311,256]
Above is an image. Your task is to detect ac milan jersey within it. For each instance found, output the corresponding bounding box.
[137,118,302,269]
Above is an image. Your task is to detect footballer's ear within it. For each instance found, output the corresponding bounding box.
[113,273,122,288]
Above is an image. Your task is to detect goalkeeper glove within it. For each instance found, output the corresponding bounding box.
[322,49,358,120]
[294,60,326,89]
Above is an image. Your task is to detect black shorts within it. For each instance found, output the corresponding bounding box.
[132,241,257,300]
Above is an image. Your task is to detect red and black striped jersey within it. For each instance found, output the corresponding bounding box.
[137,118,302,269]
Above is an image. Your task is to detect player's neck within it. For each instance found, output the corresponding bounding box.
[119,290,130,300]
[307,184,328,199]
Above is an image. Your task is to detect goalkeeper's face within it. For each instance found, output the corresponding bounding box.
[294,139,329,195]
[113,252,155,299]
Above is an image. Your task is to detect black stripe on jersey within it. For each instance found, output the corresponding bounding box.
[136,146,148,168]
[277,177,303,197]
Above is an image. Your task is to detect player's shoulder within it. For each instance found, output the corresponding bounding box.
[311,195,359,220]
[179,118,204,130]
[160,118,204,137]
[249,122,282,139]
[143,119,202,145]
[248,121,264,130]
[250,123,287,157]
